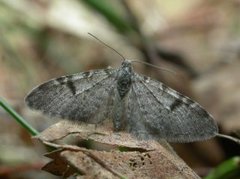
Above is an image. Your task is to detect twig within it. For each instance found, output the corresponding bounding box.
[42,141,126,178]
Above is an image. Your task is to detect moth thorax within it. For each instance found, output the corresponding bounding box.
[117,61,133,99]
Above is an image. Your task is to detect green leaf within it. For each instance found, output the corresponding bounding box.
[205,157,240,179]
[81,0,133,34]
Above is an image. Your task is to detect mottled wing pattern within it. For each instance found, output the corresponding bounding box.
[127,73,218,142]
[25,69,118,123]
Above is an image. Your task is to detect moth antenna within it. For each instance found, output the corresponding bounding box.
[217,133,240,145]
[88,33,125,61]
[88,33,175,75]
[131,60,176,75]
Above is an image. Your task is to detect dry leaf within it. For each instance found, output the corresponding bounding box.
[35,121,200,179]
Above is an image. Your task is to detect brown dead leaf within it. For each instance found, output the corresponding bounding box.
[35,121,200,179]
[42,149,77,177]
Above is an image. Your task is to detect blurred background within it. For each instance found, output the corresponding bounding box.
[0,0,240,178]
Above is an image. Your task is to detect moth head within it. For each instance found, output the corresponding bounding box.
[121,60,133,73]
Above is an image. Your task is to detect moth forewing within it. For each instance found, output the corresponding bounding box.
[25,60,218,142]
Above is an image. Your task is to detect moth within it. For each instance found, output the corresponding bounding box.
[25,57,218,142]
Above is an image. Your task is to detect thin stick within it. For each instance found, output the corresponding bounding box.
[88,33,125,61]
[42,141,126,178]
